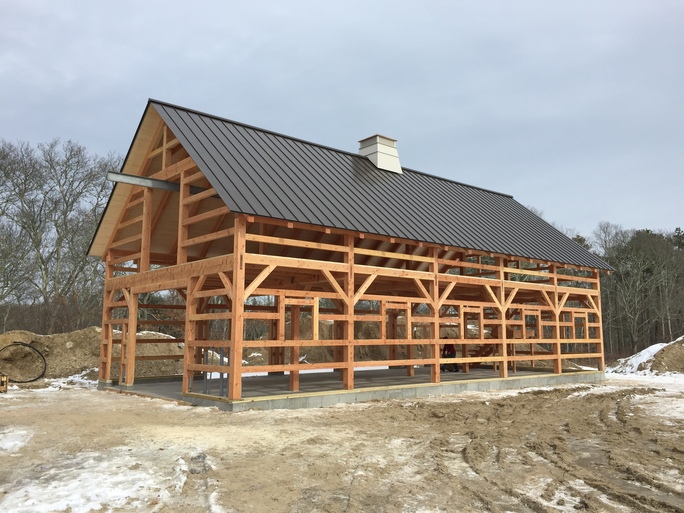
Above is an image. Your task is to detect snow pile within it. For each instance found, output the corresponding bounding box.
[608,335,684,375]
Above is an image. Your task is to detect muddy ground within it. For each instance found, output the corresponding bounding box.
[1,375,683,513]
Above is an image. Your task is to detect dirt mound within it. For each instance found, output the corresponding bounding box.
[0,327,184,382]
[650,336,684,374]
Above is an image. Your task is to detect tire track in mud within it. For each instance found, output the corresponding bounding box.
[344,386,684,512]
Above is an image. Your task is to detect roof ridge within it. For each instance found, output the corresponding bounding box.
[149,98,364,157]
[149,98,513,199]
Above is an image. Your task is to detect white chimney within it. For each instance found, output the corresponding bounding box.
[358,134,402,174]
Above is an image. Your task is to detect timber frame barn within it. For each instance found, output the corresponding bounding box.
[89,100,611,405]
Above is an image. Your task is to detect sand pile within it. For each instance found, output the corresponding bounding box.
[609,335,684,375]
[650,335,684,374]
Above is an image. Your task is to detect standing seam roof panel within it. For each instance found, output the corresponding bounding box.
[294,143,382,233]
[191,113,275,216]
[260,134,353,229]
[211,121,297,220]
[270,136,370,232]
[237,127,319,225]
[159,106,252,213]
[149,101,612,271]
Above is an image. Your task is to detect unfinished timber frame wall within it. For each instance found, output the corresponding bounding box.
[98,124,605,402]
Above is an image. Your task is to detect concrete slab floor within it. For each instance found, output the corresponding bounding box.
[102,366,605,411]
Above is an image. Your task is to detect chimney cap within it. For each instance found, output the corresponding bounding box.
[358,134,402,174]
[359,134,397,145]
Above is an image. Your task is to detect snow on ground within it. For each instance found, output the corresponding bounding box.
[0,428,32,453]
[1,446,201,513]
[40,368,99,390]
[603,336,684,419]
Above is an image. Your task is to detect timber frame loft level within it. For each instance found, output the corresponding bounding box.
[94,109,607,403]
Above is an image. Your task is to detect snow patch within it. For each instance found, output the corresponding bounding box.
[0,428,33,453]
[1,447,179,512]
[41,368,99,390]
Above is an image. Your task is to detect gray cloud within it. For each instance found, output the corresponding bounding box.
[1,0,682,238]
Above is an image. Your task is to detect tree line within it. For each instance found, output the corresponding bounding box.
[0,140,682,359]
[593,223,684,357]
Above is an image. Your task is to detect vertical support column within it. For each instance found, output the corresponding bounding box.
[183,277,197,395]
[269,294,285,374]
[498,311,508,378]
[388,311,398,365]
[430,249,441,383]
[312,298,320,341]
[595,271,605,371]
[406,303,414,377]
[342,234,354,390]
[140,187,153,272]
[123,290,138,387]
[99,251,115,383]
[229,214,247,400]
[99,290,114,383]
[497,259,509,378]
[380,300,388,365]
[177,170,190,265]
[459,306,469,373]
[119,321,128,383]
[552,265,562,374]
[289,305,300,391]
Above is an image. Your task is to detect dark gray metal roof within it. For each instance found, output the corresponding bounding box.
[151,100,611,270]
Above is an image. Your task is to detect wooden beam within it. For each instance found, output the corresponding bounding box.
[244,264,277,299]
[321,269,350,305]
[353,273,378,305]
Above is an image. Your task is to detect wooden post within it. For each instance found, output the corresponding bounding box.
[229,215,247,400]
[182,277,197,395]
[119,321,128,383]
[99,252,115,383]
[430,249,440,383]
[177,170,190,264]
[406,303,414,377]
[342,234,354,390]
[140,187,153,272]
[123,290,138,386]
[460,306,469,373]
[497,259,509,378]
[289,305,300,391]
[553,273,562,374]
[595,272,605,371]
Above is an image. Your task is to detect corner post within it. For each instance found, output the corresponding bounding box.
[229,214,247,400]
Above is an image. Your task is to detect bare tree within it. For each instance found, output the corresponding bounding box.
[0,139,120,333]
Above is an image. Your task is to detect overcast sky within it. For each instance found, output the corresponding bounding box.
[2,1,682,239]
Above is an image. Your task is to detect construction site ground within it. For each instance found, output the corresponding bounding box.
[1,372,683,513]
[1,330,684,512]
